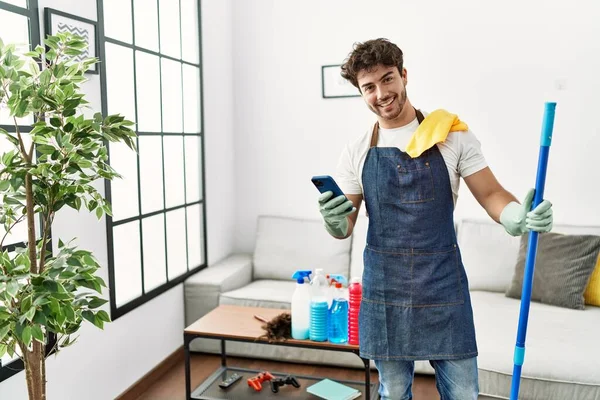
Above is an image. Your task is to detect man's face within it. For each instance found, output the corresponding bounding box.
[357,65,407,124]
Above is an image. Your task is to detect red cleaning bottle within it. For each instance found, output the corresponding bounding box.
[348,277,362,345]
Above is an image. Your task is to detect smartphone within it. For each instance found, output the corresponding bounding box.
[311,175,353,212]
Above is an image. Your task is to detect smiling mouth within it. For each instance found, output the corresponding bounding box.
[378,96,395,108]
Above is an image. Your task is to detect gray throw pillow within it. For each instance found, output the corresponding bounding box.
[505,232,600,310]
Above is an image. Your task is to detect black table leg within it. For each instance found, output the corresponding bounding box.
[220,339,226,367]
[362,357,371,399]
[185,334,192,400]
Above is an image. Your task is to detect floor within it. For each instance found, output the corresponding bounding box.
[134,353,498,400]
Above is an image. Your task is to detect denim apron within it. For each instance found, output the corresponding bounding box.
[359,109,478,361]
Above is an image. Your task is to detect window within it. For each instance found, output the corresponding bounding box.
[99,0,206,319]
[0,0,42,382]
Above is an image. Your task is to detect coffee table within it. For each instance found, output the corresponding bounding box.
[184,304,378,399]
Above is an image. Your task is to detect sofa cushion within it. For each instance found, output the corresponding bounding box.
[506,232,600,310]
[219,280,296,308]
[253,216,351,281]
[472,291,600,399]
[456,219,521,292]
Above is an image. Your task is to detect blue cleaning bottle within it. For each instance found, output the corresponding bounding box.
[291,270,312,340]
[309,268,329,342]
[328,281,349,344]
[327,274,348,305]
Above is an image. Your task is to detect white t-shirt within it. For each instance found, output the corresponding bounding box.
[335,116,488,206]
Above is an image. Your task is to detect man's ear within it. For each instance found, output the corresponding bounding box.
[402,68,408,85]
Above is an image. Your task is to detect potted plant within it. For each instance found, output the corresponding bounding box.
[0,32,135,399]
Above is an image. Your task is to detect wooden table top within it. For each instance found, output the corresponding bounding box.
[185,304,359,351]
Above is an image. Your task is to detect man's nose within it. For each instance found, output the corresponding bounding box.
[376,87,387,100]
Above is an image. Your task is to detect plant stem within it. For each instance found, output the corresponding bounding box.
[9,108,30,163]
[25,172,38,274]
[41,341,47,399]
[38,211,53,273]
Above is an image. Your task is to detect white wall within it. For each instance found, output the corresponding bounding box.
[232,0,600,252]
[203,0,236,266]
[0,0,236,399]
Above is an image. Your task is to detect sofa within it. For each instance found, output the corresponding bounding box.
[184,214,600,399]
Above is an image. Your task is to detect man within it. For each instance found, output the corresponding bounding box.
[317,38,553,400]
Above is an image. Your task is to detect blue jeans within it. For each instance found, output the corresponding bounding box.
[374,357,479,400]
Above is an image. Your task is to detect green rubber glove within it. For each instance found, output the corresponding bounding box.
[500,188,554,236]
[318,191,356,238]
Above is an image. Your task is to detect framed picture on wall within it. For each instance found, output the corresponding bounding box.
[44,8,99,74]
[321,64,360,99]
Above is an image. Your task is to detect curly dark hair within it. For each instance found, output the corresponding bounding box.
[340,38,404,90]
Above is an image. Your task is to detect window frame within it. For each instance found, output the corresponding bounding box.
[97,0,207,320]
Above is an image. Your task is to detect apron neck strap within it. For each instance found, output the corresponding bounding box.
[369,107,425,148]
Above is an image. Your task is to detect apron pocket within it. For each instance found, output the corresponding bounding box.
[364,244,464,307]
[411,245,464,306]
[379,156,434,204]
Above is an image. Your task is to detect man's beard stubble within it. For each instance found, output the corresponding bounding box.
[373,87,407,121]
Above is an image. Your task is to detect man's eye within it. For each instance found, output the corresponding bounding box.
[384,77,393,82]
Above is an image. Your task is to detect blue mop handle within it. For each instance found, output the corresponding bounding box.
[510,102,556,400]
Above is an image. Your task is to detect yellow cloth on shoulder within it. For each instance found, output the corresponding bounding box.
[405,109,469,158]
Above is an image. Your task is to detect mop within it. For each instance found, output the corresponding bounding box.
[510,102,557,399]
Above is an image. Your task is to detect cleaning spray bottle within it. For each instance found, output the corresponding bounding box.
[291,270,312,340]
[309,268,329,342]
[327,274,348,305]
[328,280,349,343]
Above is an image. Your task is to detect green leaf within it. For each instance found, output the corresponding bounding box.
[61,306,74,323]
[21,295,32,312]
[43,280,59,292]
[25,306,36,322]
[87,199,97,211]
[33,295,50,306]
[95,207,103,220]
[81,310,95,325]
[0,344,6,358]
[0,324,10,341]
[37,145,55,154]
[39,69,52,86]
[22,326,32,347]
[6,343,14,358]
[31,325,44,343]
[96,310,111,323]
[67,257,82,267]
[4,197,23,206]
[78,159,92,169]
[83,254,95,266]
[50,117,61,127]
[53,63,65,79]
[56,313,66,326]
[51,292,72,301]
[59,270,76,279]
[45,36,59,50]
[6,280,18,298]
[87,297,108,309]
[32,311,47,325]
[49,299,60,314]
